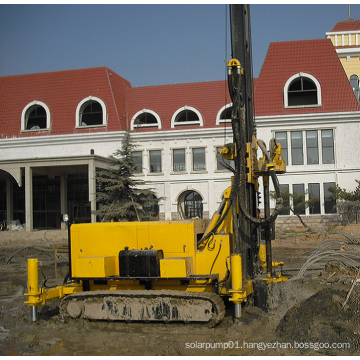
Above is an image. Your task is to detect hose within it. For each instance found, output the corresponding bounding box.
[235,105,283,226]
[216,152,235,173]
[293,232,360,279]
[197,198,232,246]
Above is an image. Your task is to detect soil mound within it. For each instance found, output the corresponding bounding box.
[276,286,360,355]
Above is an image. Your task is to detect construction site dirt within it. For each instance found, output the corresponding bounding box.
[1,225,359,356]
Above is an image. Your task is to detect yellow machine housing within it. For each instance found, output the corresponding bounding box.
[70,219,231,295]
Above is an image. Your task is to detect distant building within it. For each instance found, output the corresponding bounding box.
[326,17,360,100]
[1,18,360,231]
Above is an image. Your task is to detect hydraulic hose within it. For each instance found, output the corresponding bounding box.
[216,152,235,173]
[236,105,283,226]
[227,61,283,232]
[197,197,232,246]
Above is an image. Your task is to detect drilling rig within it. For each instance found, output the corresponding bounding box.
[25,4,286,325]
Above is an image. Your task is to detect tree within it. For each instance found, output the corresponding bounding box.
[329,180,360,224]
[95,132,161,222]
[271,188,319,228]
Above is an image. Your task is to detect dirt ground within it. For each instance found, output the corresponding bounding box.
[0,225,360,355]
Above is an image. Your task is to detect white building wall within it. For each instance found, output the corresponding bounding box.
[256,111,360,218]
[130,128,234,221]
[0,132,126,160]
[2,109,360,225]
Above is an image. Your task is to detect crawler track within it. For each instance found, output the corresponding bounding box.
[60,290,225,327]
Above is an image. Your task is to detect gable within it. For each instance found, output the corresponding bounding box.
[254,39,360,117]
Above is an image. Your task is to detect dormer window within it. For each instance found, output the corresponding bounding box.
[26,105,46,129]
[284,73,322,108]
[76,96,107,128]
[171,106,203,128]
[80,101,102,126]
[216,103,233,125]
[130,109,162,130]
[21,101,51,131]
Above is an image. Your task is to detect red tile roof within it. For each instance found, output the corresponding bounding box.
[331,18,360,32]
[127,81,232,132]
[254,39,360,117]
[0,67,131,138]
[1,38,359,139]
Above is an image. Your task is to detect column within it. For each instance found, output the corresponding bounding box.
[25,166,33,231]
[6,177,13,226]
[88,161,97,223]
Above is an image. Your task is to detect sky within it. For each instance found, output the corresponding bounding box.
[0,4,359,87]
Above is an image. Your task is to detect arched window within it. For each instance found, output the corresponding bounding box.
[350,75,359,100]
[76,96,107,127]
[216,103,233,125]
[284,73,321,108]
[80,101,102,126]
[21,101,51,131]
[171,106,203,128]
[130,109,162,130]
[184,191,203,219]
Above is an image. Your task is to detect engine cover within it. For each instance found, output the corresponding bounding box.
[119,248,163,277]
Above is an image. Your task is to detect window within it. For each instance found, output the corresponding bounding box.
[184,191,203,219]
[130,109,162,130]
[149,150,162,173]
[324,182,336,214]
[171,106,203,127]
[216,146,234,171]
[275,129,334,166]
[308,183,320,214]
[322,130,334,164]
[288,78,317,106]
[21,101,51,131]
[26,105,46,130]
[275,132,288,165]
[67,174,90,223]
[306,130,319,165]
[132,151,143,174]
[216,103,233,124]
[291,131,303,165]
[279,184,290,216]
[284,73,321,108]
[192,148,206,171]
[135,113,157,125]
[293,184,305,215]
[172,149,186,172]
[76,96,107,127]
[350,74,359,100]
[80,101,102,126]
[33,175,61,229]
[176,110,198,122]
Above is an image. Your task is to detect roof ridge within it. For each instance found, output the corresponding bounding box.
[132,79,227,89]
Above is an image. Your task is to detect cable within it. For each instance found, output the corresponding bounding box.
[293,232,360,279]
[197,198,232,246]
[216,152,235,173]
[39,260,50,288]
[207,235,216,251]
[210,240,223,274]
